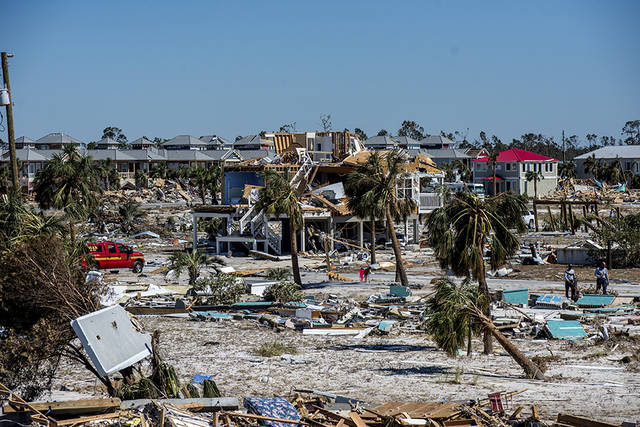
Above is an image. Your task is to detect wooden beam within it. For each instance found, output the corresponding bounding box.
[556,414,619,427]
[4,398,121,415]
[547,205,556,231]
[56,411,123,426]
[567,203,575,234]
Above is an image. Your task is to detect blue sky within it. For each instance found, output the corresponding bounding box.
[4,0,640,144]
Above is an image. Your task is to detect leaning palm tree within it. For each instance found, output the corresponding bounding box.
[254,170,303,285]
[427,192,526,353]
[33,148,100,243]
[425,277,544,379]
[165,250,221,286]
[344,152,415,286]
[525,170,543,199]
[426,277,480,357]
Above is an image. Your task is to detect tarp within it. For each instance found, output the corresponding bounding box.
[244,397,300,427]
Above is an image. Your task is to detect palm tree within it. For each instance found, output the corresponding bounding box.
[207,165,221,205]
[255,170,303,285]
[451,160,472,182]
[150,162,168,180]
[425,277,544,379]
[584,155,603,181]
[187,165,221,205]
[0,190,66,249]
[525,170,543,199]
[427,192,526,353]
[426,277,479,356]
[97,158,115,189]
[118,200,145,234]
[345,164,385,265]
[558,161,577,179]
[344,152,415,286]
[33,146,100,243]
[165,250,220,286]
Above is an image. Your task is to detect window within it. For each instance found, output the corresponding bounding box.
[626,162,632,171]
[117,243,127,253]
[522,163,526,172]
[107,244,117,254]
[505,163,511,171]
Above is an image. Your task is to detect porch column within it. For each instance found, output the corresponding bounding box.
[329,218,334,250]
[413,218,419,244]
[192,215,198,252]
[358,220,364,249]
[403,218,409,244]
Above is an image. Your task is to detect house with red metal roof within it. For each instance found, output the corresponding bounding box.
[472,148,559,197]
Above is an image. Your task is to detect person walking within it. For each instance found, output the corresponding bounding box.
[564,264,577,301]
[594,261,609,295]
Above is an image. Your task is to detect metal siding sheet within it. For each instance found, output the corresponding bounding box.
[576,294,616,308]
[71,305,152,377]
[502,288,529,306]
[546,320,586,339]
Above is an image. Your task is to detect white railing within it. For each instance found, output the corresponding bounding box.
[238,205,256,234]
[419,193,442,209]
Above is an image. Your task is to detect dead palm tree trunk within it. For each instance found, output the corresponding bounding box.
[477,241,493,354]
[289,216,302,285]
[475,309,545,380]
[386,206,408,286]
[370,218,376,264]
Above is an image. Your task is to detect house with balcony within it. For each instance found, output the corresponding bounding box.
[472,148,559,197]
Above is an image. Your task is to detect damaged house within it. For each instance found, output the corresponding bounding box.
[191,131,444,256]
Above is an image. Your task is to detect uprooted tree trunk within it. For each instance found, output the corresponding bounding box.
[474,309,545,380]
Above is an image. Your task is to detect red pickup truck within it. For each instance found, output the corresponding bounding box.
[84,241,145,273]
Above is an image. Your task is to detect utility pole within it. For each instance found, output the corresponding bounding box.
[561,130,565,164]
[1,52,19,191]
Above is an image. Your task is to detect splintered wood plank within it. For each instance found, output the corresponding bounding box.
[349,412,369,427]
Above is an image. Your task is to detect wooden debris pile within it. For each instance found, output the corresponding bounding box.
[1,385,630,427]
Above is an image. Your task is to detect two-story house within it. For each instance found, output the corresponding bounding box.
[472,148,558,197]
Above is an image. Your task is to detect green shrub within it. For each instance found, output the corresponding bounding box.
[194,273,246,304]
